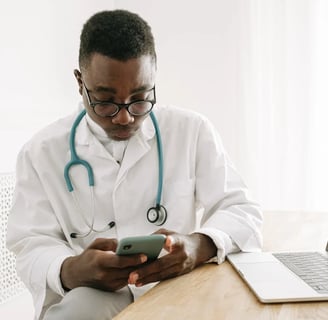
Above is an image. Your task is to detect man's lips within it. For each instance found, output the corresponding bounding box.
[111,127,135,139]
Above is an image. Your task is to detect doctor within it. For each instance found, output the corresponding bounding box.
[7,9,263,320]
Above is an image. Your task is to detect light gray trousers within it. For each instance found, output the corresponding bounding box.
[42,287,133,320]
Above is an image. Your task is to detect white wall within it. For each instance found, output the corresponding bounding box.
[1,0,242,173]
[0,0,115,172]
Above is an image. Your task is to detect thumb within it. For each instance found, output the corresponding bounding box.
[164,235,182,252]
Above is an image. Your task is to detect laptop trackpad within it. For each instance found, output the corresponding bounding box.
[233,259,317,302]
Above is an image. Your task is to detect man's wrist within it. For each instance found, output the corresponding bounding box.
[191,233,217,266]
[46,254,73,296]
[60,256,76,291]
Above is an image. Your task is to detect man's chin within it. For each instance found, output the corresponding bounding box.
[109,130,134,141]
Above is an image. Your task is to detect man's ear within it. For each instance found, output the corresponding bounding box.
[73,69,83,95]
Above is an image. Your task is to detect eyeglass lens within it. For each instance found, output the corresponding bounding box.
[94,101,153,117]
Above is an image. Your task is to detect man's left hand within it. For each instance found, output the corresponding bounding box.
[128,229,217,287]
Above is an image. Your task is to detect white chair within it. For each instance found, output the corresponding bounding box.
[0,172,34,318]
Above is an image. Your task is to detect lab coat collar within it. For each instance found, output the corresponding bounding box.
[72,104,157,183]
[74,103,156,146]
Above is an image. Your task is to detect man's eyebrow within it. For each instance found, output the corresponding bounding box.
[93,86,117,94]
[130,85,151,94]
[93,85,153,96]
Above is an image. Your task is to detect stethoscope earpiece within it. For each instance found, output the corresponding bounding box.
[70,221,116,239]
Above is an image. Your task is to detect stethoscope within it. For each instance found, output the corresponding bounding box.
[64,109,167,238]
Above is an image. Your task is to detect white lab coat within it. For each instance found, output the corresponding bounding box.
[7,104,262,319]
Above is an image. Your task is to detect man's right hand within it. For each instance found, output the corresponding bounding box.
[60,238,148,292]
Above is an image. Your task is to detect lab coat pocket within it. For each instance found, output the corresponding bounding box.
[166,179,195,197]
[163,178,196,232]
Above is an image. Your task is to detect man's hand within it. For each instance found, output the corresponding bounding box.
[60,238,147,292]
[128,229,217,287]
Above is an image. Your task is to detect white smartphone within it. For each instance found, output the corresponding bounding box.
[116,234,166,261]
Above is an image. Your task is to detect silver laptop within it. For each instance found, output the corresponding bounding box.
[227,242,328,303]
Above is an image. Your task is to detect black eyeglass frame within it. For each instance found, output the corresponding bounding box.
[82,82,156,117]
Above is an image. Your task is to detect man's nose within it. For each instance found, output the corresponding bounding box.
[112,108,134,125]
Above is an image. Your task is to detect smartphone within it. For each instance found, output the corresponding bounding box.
[116,234,166,261]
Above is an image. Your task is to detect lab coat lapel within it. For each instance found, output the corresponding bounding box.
[116,116,156,185]
[74,115,114,161]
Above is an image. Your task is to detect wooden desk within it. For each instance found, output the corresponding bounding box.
[114,211,328,320]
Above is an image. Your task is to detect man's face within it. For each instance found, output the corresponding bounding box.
[75,53,156,140]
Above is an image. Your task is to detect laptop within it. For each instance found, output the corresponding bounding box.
[227,242,328,303]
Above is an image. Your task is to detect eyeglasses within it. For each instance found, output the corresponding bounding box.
[82,82,156,117]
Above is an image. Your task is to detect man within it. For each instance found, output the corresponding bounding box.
[7,10,263,319]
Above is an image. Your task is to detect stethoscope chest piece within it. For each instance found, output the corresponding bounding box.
[147,205,167,226]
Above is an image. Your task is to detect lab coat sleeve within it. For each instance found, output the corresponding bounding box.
[194,117,263,262]
[6,146,75,319]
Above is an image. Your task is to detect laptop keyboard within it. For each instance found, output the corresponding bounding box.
[273,252,328,294]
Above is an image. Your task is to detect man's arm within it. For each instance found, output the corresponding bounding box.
[129,115,262,287]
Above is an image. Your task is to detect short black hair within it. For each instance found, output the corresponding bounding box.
[79,10,156,69]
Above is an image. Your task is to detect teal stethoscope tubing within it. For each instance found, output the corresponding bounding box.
[149,111,164,207]
[64,109,94,192]
[64,109,165,231]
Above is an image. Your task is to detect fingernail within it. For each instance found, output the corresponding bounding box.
[166,236,174,251]
[140,254,147,263]
[130,273,139,284]
[167,235,174,245]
